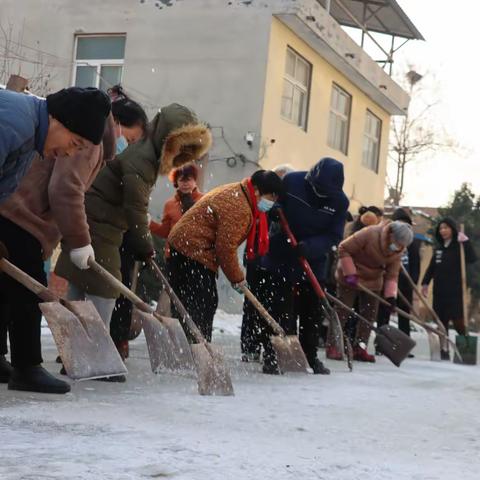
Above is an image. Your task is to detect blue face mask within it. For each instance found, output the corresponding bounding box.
[116,135,128,154]
[257,198,275,213]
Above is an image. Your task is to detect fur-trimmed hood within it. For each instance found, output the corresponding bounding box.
[150,103,212,175]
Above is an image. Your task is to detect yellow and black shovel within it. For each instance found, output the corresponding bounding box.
[0,258,127,381]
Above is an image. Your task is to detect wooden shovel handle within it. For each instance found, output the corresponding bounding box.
[0,258,58,302]
[149,260,208,346]
[400,264,447,335]
[130,261,141,294]
[240,285,286,337]
[88,258,153,316]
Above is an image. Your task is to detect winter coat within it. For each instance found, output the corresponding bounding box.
[55,104,212,298]
[168,179,253,284]
[0,115,116,259]
[262,157,349,283]
[336,221,404,297]
[422,217,477,320]
[0,89,49,203]
[398,237,421,296]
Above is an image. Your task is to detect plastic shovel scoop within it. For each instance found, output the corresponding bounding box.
[0,258,127,381]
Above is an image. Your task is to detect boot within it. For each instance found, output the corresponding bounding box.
[311,358,330,375]
[0,355,13,383]
[353,346,376,363]
[115,340,129,361]
[441,349,450,361]
[326,345,343,361]
[9,366,71,394]
[262,362,281,375]
[241,352,261,363]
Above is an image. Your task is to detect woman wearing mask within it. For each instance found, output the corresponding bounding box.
[55,104,212,381]
[421,217,477,360]
[168,170,284,342]
[108,85,148,153]
[331,221,414,362]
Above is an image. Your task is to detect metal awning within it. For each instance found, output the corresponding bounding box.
[317,0,424,40]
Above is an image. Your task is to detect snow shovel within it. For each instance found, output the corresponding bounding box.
[241,285,310,373]
[358,283,463,363]
[277,208,353,371]
[0,258,127,381]
[454,231,477,365]
[397,290,441,361]
[324,290,415,367]
[150,260,235,396]
[87,259,195,374]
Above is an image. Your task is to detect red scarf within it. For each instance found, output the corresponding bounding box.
[246,179,269,260]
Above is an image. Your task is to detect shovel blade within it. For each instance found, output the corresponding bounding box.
[375,325,416,367]
[156,288,171,317]
[133,309,195,373]
[191,343,234,396]
[270,335,309,373]
[40,301,127,381]
[427,330,441,361]
[454,335,478,365]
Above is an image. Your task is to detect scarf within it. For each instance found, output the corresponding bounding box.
[246,179,269,260]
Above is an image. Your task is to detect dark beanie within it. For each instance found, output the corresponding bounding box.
[46,87,111,145]
[392,207,413,225]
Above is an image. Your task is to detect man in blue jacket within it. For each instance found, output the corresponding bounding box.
[0,86,111,204]
[259,158,349,374]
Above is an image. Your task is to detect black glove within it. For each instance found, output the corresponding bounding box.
[179,192,195,213]
[0,241,8,260]
[136,249,155,262]
[385,297,397,314]
[294,242,308,259]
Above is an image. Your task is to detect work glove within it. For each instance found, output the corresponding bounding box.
[421,284,429,297]
[294,242,308,259]
[231,280,247,294]
[70,244,95,270]
[458,232,469,243]
[344,274,359,288]
[0,241,8,260]
[385,296,397,314]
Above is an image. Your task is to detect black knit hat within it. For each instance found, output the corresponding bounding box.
[46,87,111,145]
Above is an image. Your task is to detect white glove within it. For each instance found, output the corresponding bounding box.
[70,244,95,270]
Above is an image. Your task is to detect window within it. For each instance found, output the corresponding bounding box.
[362,110,382,172]
[281,48,311,130]
[73,35,126,90]
[327,84,351,154]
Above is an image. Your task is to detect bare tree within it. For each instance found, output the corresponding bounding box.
[387,69,457,206]
[0,20,58,96]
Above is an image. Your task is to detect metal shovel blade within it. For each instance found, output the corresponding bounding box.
[427,330,441,361]
[133,309,195,373]
[191,343,234,396]
[40,301,127,381]
[156,288,171,317]
[270,335,310,373]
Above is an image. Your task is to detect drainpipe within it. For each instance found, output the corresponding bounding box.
[326,0,331,13]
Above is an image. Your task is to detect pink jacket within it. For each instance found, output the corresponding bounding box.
[336,221,403,297]
[0,116,115,259]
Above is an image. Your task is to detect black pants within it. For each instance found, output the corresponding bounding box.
[241,263,262,355]
[377,287,412,336]
[0,216,44,368]
[257,269,322,367]
[168,249,218,342]
[110,235,136,344]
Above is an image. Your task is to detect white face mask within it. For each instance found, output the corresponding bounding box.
[389,242,402,253]
[116,135,128,154]
[257,198,275,212]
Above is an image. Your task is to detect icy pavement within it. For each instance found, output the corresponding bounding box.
[1,312,480,480]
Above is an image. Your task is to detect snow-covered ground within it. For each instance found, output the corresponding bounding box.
[1,312,479,480]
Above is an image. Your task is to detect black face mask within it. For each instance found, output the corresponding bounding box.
[178,191,195,213]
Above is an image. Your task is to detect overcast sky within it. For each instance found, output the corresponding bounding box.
[355,0,478,207]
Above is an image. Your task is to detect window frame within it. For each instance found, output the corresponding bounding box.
[72,34,126,89]
[362,109,382,173]
[280,47,312,131]
[327,82,352,155]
